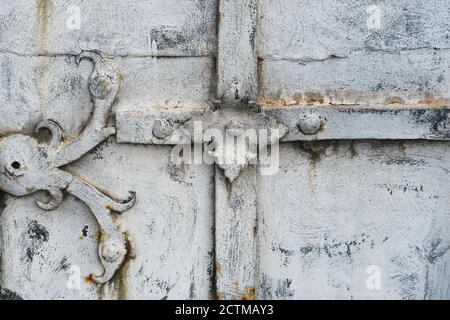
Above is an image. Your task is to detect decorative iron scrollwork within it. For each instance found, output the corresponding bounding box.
[0,52,136,284]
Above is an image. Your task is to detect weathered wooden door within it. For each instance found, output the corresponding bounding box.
[0,0,449,300]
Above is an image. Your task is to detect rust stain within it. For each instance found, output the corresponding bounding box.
[292,92,303,103]
[83,274,95,283]
[216,292,225,300]
[94,232,134,300]
[319,121,326,133]
[154,104,183,112]
[257,91,325,106]
[96,230,106,242]
[215,261,222,275]
[113,234,132,300]
[257,56,264,66]
[240,287,256,300]
[418,96,450,106]
[258,91,450,107]
[258,97,298,107]
[304,91,325,105]
[385,96,406,105]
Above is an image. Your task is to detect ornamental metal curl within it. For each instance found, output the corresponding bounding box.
[0,52,136,284]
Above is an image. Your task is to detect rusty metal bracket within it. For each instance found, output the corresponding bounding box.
[184,106,288,181]
[117,104,450,144]
[116,103,450,183]
[0,52,136,284]
[118,104,288,182]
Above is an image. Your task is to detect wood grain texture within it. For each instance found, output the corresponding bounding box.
[0,142,215,300]
[257,141,450,299]
[257,0,450,106]
[1,0,450,300]
[258,0,450,59]
[215,166,257,300]
[217,0,258,105]
[259,50,450,106]
[0,54,214,137]
[213,1,259,299]
[0,0,217,56]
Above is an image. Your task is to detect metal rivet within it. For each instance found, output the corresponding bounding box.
[297,114,323,135]
[89,75,112,99]
[152,119,173,139]
[101,241,121,262]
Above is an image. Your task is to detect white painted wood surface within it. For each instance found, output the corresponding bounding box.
[1,0,449,300]
[0,54,213,137]
[0,0,217,56]
[217,0,257,105]
[1,143,215,300]
[257,141,450,299]
[215,167,257,300]
[257,0,450,106]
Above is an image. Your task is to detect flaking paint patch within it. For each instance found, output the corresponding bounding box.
[390,255,421,300]
[55,256,70,272]
[418,238,450,265]
[207,251,216,300]
[166,161,186,183]
[0,192,6,213]
[23,219,49,263]
[411,109,449,137]
[189,267,196,299]
[0,286,23,300]
[274,279,294,299]
[299,233,372,261]
[271,245,294,267]
[258,274,295,299]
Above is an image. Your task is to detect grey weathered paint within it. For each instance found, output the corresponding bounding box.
[0,54,213,137]
[257,0,450,106]
[1,0,450,300]
[0,0,217,56]
[217,0,257,105]
[258,141,450,299]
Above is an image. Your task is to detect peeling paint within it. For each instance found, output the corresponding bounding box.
[0,286,23,300]
[23,219,49,263]
[1,0,450,301]
[258,92,450,107]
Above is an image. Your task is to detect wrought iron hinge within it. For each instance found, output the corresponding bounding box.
[0,52,136,284]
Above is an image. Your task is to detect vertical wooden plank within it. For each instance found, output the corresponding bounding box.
[215,0,259,300]
[215,166,257,300]
[217,0,258,105]
[257,141,450,299]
